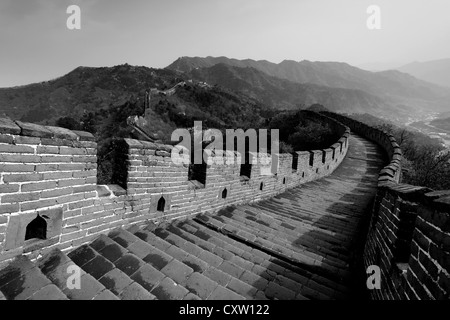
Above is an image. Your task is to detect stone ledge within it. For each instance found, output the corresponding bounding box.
[15,121,53,138]
[0,118,21,135]
[0,117,94,142]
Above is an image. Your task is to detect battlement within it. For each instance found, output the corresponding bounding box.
[0,113,350,267]
[323,112,450,300]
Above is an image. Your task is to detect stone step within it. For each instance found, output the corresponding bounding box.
[162,219,317,300]
[202,211,350,269]
[252,191,360,229]
[37,248,118,300]
[238,203,354,245]
[0,255,67,300]
[193,214,350,284]
[86,233,160,300]
[107,228,225,300]
[251,201,357,237]
[231,206,351,253]
[130,225,246,300]
[184,219,350,299]
[148,224,274,300]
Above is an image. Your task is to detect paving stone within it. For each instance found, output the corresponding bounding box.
[0,257,37,289]
[39,259,83,291]
[93,289,120,300]
[67,245,97,266]
[0,266,51,300]
[212,246,234,261]
[127,240,153,259]
[242,250,265,265]
[98,241,128,263]
[28,284,68,300]
[166,245,189,261]
[178,239,204,257]
[135,231,172,251]
[37,249,72,276]
[115,254,146,276]
[99,268,135,296]
[218,261,245,279]
[226,277,258,299]
[119,282,156,300]
[154,228,171,239]
[143,250,173,270]
[185,272,219,299]
[203,267,232,287]
[180,255,209,273]
[109,229,138,248]
[300,286,330,300]
[274,275,303,293]
[178,222,198,234]
[197,250,223,267]
[239,271,269,291]
[208,285,245,300]
[165,233,187,247]
[183,293,201,300]
[265,282,296,300]
[130,264,165,291]
[230,255,254,270]
[160,259,194,285]
[254,290,269,300]
[151,277,189,300]
[80,255,115,279]
[63,273,105,300]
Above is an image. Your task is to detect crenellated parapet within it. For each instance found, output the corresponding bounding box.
[0,112,350,267]
[322,111,450,300]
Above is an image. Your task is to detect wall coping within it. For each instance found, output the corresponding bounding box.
[0,117,94,142]
[126,111,350,162]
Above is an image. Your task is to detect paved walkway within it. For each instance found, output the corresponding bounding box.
[0,134,386,300]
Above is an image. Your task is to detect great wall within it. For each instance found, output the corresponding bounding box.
[0,111,448,300]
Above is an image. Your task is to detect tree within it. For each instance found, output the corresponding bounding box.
[55,117,81,130]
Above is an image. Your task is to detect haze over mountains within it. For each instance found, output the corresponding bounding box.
[167,56,450,123]
[397,59,450,88]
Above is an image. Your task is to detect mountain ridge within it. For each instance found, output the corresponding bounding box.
[397,58,450,88]
[167,56,450,122]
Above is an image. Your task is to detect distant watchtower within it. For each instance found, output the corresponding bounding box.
[144,90,151,122]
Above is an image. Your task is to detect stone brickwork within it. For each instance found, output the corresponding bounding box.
[0,112,350,268]
[323,112,450,300]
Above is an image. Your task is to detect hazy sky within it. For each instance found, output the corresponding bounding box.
[1,0,449,87]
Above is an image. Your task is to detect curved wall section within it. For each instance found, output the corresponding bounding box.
[323,111,450,300]
[123,111,350,221]
[0,113,349,268]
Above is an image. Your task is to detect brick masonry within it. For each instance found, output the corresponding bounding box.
[0,112,350,268]
[324,112,450,300]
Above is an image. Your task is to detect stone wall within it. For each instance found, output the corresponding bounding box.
[0,112,350,268]
[323,112,450,300]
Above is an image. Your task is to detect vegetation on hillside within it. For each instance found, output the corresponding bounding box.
[351,114,450,190]
[430,117,450,132]
[55,90,338,185]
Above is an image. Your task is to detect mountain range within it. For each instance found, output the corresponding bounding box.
[1,56,449,129]
[167,56,450,123]
[397,59,450,88]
